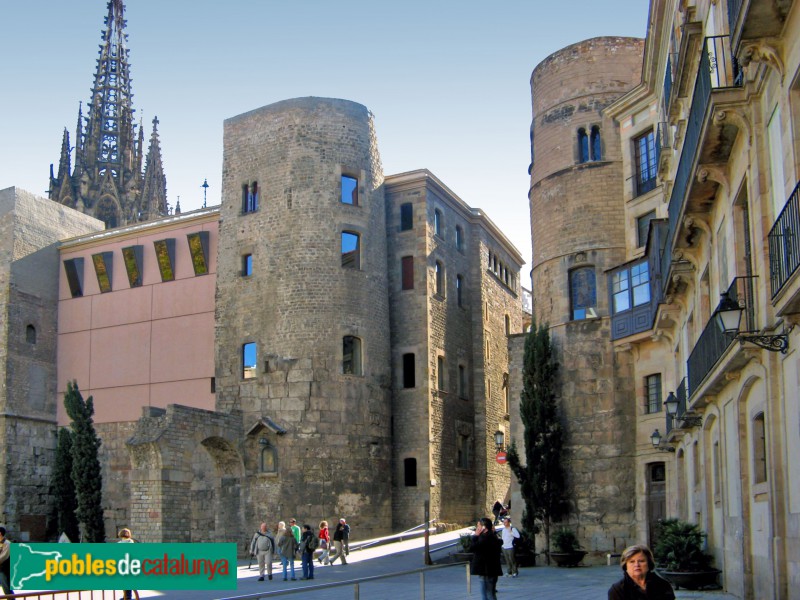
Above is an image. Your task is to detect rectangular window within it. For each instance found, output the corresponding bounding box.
[434,209,443,237]
[404,457,417,486]
[401,256,414,290]
[341,174,358,205]
[753,413,767,484]
[637,210,656,248]
[402,353,415,388]
[243,181,259,213]
[343,336,363,376]
[435,261,444,297]
[63,258,85,298]
[456,274,464,307]
[242,254,253,276]
[611,261,650,315]
[645,374,662,414]
[400,203,413,231]
[92,252,113,293]
[634,130,657,196]
[122,245,143,287]
[631,262,651,306]
[187,231,210,276]
[153,238,176,282]
[437,356,445,391]
[242,342,257,379]
[456,226,465,252]
[570,267,597,320]
[458,365,467,399]
[341,231,361,269]
[613,270,631,313]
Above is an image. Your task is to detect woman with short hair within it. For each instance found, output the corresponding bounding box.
[608,544,675,600]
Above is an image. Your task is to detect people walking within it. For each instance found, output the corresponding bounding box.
[470,517,503,600]
[318,520,331,565]
[276,521,298,581]
[340,518,351,555]
[250,522,275,581]
[499,517,520,577]
[328,520,348,565]
[299,524,317,580]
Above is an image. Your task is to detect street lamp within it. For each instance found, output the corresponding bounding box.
[663,390,702,428]
[663,392,679,417]
[650,429,675,452]
[714,291,789,354]
[494,430,505,451]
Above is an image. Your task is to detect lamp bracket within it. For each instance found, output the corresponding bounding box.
[656,445,676,453]
[735,332,789,354]
[677,414,703,428]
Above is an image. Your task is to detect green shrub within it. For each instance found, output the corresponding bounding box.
[552,527,580,552]
[654,519,715,571]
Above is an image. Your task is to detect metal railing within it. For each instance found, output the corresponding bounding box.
[768,179,800,298]
[728,0,743,37]
[663,36,742,294]
[220,562,471,599]
[687,277,753,394]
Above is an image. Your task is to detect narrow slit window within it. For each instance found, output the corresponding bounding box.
[402,256,414,290]
[242,342,257,379]
[63,258,84,298]
[456,225,465,252]
[456,274,464,307]
[434,209,443,237]
[122,245,143,287]
[400,203,413,231]
[187,231,210,276]
[92,251,113,293]
[435,261,445,297]
[153,239,176,282]
[402,353,415,388]
[404,458,417,486]
[242,254,253,277]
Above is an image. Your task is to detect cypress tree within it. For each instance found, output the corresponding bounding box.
[507,320,567,565]
[53,427,80,542]
[63,380,106,542]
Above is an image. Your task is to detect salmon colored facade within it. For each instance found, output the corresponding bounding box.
[57,208,218,424]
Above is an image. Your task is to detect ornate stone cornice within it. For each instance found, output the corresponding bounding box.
[713,108,751,144]
[739,40,784,82]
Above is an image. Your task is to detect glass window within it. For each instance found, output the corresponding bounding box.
[578,128,589,163]
[435,261,445,297]
[645,374,662,414]
[591,126,602,160]
[456,225,465,251]
[456,274,464,306]
[434,209,443,237]
[122,245,143,287]
[632,262,651,306]
[242,254,253,276]
[341,174,358,205]
[63,258,84,298]
[187,231,210,276]
[634,130,657,196]
[153,239,176,282]
[343,336,363,375]
[570,267,597,320]
[402,353,415,388]
[402,256,414,290]
[242,181,258,213]
[611,261,651,314]
[242,342,257,379]
[400,203,413,230]
[613,270,631,313]
[341,231,360,269]
[92,252,113,293]
[753,413,767,484]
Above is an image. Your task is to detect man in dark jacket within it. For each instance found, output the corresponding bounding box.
[470,518,503,600]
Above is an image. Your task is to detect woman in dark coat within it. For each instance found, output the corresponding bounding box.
[470,517,503,600]
[608,544,675,600]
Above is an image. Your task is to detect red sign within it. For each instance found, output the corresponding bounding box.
[496,451,507,464]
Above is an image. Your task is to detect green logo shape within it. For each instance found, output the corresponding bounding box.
[12,543,238,591]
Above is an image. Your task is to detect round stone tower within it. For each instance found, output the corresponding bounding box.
[528,38,643,553]
[217,97,392,537]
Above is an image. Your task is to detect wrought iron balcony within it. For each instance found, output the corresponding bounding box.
[662,36,743,296]
[728,0,794,49]
[768,179,800,300]
[687,277,754,395]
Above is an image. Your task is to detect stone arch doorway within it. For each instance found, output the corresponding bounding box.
[191,436,244,544]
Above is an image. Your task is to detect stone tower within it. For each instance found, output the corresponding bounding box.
[48,0,167,229]
[217,97,392,537]
[528,37,643,552]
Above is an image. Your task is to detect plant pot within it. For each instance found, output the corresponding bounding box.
[550,550,587,567]
[657,569,721,590]
[453,552,473,563]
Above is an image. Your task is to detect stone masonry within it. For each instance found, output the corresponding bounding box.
[524,38,644,559]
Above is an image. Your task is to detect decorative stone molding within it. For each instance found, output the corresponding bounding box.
[713,108,751,144]
[739,40,784,82]
[696,164,730,197]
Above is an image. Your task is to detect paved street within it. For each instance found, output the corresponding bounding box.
[132,530,739,600]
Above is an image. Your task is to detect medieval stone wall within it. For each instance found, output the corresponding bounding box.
[527,38,643,559]
[0,187,103,539]
[217,98,393,539]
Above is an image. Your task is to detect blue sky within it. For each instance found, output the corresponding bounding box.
[0,1,649,283]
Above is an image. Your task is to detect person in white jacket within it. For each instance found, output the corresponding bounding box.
[499,517,520,577]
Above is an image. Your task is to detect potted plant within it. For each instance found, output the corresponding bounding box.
[654,519,721,590]
[549,527,587,567]
[453,531,475,562]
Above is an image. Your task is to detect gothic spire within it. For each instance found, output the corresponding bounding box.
[140,116,168,221]
[48,0,168,229]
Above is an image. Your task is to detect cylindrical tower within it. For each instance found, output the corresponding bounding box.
[218,97,392,537]
[529,38,643,554]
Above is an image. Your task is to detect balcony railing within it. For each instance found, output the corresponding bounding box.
[663,36,742,295]
[687,276,754,394]
[768,179,800,298]
[727,0,743,41]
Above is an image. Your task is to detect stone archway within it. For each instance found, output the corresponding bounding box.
[127,406,243,544]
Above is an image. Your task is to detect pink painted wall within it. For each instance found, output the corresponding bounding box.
[57,211,218,424]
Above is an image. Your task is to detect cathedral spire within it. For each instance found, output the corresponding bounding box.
[48,0,168,229]
[140,116,168,221]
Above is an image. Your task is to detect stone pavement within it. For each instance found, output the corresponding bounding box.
[138,530,739,600]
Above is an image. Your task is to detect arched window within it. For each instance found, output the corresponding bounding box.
[259,440,278,473]
[590,126,602,160]
[343,336,363,375]
[578,128,589,163]
[570,267,597,320]
[26,324,37,344]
